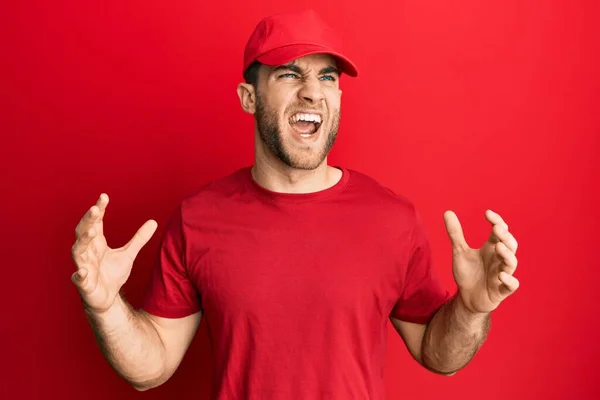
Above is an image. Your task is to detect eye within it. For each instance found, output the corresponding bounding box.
[320,75,336,81]
[280,73,299,79]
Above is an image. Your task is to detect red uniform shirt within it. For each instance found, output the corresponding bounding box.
[142,166,451,399]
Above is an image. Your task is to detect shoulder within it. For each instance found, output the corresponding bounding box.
[177,166,252,213]
[345,167,419,218]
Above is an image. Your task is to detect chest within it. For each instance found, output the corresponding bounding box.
[187,207,410,322]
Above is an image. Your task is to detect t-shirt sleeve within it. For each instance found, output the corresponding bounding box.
[390,209,453,324]
[140,205,202,318]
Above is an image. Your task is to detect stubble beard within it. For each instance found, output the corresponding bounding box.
[254,92,340,170]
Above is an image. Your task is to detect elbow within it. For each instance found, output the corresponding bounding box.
[125,369,171,392]
[419,357,460,377]
[434,369,457,377]
[419,344,462,377]
[423,365,459,377]
[132,383,161,392]
[132,383,153,392]
[130,376,166,392]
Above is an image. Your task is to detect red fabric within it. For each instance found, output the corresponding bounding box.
[142,166,452,399]
[243,9,359,77]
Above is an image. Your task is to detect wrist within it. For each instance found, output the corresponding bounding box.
[455,292,489,319]
[83,294,125,320]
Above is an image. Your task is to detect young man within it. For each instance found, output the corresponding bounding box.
[71,9,520,400]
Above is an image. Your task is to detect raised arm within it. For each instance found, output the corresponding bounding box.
[391,210,519,375]
[71,193,202,390]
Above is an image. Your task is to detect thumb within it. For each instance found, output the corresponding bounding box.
[444,211,469,252]
[123,219,158,259]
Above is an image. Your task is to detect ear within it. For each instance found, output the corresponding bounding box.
[237,83,257,114]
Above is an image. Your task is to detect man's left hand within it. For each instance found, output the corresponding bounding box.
[443,209,520,314]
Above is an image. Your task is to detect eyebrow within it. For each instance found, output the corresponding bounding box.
[272,64,340,76]
[319,66,340,76]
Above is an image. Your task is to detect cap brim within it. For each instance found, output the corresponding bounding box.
[256,44,359,77]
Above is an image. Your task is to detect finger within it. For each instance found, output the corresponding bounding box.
[492,224,519,253]
[444,211,470,252]
[498,271,519,297]
[75,194,109,238]
[71,227,97,259]
[123,220,158,260]
[72,267,88,281]
[496,242,518,274]
[75,206,99,238]
[71,267,89,290]
[485,209,508,230]
[72,264,99,294]
[94,193,109,235]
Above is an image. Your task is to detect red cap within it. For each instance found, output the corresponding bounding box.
[243,10,359,78]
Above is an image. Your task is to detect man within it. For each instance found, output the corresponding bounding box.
[71,9,520,399]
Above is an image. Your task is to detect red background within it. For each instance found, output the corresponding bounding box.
[2,0,599,399]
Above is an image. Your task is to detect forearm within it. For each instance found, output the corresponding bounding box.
[421,293,490,374]
[83,294,166,390]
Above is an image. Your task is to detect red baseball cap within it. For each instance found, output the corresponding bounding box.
[243,10,359,78]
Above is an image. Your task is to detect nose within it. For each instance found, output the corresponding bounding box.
[297,76,325,104]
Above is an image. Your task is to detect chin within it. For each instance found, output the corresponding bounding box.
[283,157,326,170]
[278,144,331,170]
[257,115,338,171]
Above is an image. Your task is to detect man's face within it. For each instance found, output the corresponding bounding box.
[253,54,342,170]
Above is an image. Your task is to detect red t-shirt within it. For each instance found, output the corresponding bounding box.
[141,166,452,399]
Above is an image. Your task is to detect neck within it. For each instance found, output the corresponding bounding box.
[252,133,342,194]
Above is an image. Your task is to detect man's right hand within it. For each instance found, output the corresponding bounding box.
[71,193,158,314]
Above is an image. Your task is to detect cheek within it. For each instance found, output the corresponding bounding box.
[325,89,341,108]
[269,97,294,121]
[326,99,341,119]
[261,99,287,124]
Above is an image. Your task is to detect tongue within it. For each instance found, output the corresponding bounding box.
[292,121,317,135]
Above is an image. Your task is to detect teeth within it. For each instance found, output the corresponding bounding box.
[292,113,322,124]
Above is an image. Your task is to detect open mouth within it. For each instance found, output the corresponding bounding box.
[289,112,322,137]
